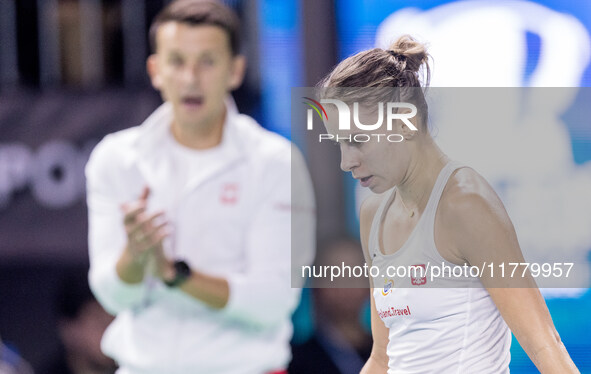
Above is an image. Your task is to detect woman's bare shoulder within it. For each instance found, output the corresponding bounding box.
[438,167,516,259]
[441,167,503,213]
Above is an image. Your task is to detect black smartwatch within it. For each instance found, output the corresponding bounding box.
[164,260,192,288]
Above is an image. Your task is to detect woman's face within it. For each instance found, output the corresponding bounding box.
[324,105,411,194]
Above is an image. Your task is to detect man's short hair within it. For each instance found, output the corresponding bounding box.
[149,0,241,55]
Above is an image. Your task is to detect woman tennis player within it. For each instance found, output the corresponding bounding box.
[318,35,579,373]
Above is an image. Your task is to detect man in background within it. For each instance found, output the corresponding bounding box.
[85,0,315,373]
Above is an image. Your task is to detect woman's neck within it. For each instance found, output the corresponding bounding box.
[397,138,448,212]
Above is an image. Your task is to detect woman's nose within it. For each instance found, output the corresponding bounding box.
[340,146,359,172]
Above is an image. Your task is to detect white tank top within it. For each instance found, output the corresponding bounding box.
[368,162,511,374]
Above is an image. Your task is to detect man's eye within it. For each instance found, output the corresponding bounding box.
[169,56,183,66]
[201,57,215,66]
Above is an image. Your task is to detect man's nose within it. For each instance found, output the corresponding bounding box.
[183,65,201,85]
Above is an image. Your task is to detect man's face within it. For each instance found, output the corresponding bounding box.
[148,22,245,131]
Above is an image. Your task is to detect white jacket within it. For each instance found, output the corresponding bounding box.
[85,102,316,374]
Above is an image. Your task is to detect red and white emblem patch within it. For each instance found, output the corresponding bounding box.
[411,264,427,286]
[220,183,239,205]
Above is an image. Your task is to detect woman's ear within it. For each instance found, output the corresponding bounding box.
[400,118,419,140]
[395,108,421,140]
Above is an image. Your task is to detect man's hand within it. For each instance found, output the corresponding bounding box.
[116,187,170,284]
[123,187,168,259]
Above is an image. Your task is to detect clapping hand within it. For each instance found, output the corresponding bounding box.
[121,187,170,271]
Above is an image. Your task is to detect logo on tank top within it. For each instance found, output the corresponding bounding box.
[381,278,394,296]
[377,305,412,319]
[411,264,427,286]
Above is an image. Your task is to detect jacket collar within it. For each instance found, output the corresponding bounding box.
[131,98,245,192]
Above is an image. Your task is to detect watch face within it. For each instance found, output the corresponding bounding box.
[175,260,191,277]
[165,260,191,287]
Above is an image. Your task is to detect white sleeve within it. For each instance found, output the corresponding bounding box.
[222,145,316,328]
[85,138,147,315]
